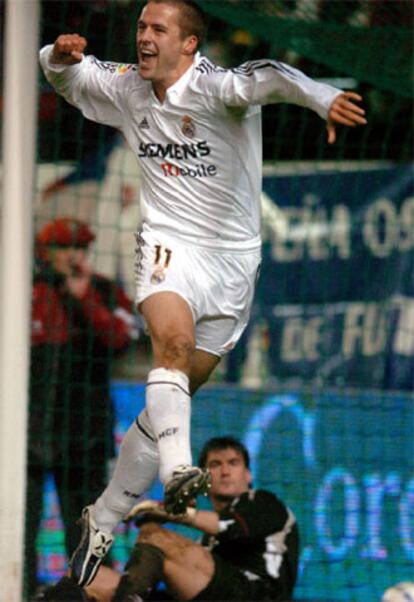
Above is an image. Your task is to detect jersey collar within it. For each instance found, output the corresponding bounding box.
[165,52,201,101]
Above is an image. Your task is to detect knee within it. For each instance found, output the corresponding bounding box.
[162,334,195,366]
[138,523,171,552]
[138,523,165,543]
[179,542,212,567]
[137,524,195,563]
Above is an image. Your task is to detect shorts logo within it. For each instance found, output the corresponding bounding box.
[150,266,166,284]
[181,115,196,138]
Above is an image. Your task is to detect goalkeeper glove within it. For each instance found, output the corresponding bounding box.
[124,499,197,527]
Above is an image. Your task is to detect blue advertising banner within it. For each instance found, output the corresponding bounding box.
[252,163,414,389]
[37,383,414,602]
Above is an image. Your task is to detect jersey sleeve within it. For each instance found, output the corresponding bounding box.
[39,44,130,130]
[198,58,342,120]
[216,490,292,542]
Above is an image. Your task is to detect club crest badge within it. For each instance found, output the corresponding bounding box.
[150,266,166,284]
[181,115,196,138]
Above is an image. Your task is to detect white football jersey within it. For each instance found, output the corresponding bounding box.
[39,47,341,251]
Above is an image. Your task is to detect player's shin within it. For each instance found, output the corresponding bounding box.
[145,367,192,483]
[112,542,165,601]
[93,410,159,533]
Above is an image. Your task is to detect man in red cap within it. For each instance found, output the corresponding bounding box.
[27,217,138,597]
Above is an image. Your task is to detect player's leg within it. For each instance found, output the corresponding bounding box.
[142,291,194,485]
[189,348,221,395]
[141,292,211,513]
[84,565,121,602]
[70,236,228,586]
[123,523,215,601]
[70,235,198,585]
[112,537,166,600]
[69,409,159,587]
[31,576,88,601]
[135,525,276,602]
[93,409,160,524]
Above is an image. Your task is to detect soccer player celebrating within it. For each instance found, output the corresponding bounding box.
[39,0,366,587]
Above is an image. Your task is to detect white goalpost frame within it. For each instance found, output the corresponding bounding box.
[0,0,39,600]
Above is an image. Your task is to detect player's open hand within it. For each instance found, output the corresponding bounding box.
[327,92,367,144]
[51,34,87,65]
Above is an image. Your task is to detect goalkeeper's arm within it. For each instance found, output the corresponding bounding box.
[125,500,220,535]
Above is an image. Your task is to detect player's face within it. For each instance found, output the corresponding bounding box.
[137,2,196,92]
[206,448,252,500]
[44,246,86,276]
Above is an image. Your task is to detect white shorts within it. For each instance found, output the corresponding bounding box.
[134,229,261,357]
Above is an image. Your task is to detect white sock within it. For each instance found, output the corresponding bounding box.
[93,409,159,533]
[146,367,192,484]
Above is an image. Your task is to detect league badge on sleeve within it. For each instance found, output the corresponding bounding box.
[116,64,133,75]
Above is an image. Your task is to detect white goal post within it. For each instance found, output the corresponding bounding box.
[0,1,39,600]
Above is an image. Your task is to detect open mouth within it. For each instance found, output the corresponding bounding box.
[140,49,157,66]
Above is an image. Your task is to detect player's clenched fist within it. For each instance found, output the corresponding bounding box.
[51,34,87,65]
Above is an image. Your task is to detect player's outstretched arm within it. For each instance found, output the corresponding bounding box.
[326,91,367,144]
[125,499,220,535]
[40,33,125,130]
[51,33,87,65]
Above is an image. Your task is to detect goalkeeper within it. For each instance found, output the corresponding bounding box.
[34,436,299,601]
[114,436,299,601]
[39,0,366,587]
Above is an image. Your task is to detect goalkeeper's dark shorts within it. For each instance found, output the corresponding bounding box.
[191,553,287,602]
